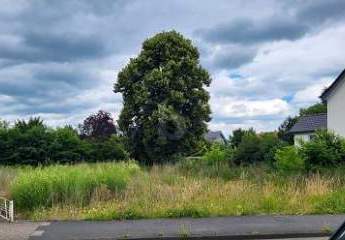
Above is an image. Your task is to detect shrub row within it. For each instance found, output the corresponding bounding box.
[0,120,129,165]
[193,130,345,175]
[276,130,345,172]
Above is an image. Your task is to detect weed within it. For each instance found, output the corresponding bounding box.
[178,224,191,239]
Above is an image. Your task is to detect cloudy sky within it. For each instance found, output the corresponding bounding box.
[0,0,344,136]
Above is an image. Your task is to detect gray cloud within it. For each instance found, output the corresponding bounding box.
[296,0,345,24]
[0,32,108,64]
[0,0,344,134]
[197,18,309,45]
[213,45,257,70]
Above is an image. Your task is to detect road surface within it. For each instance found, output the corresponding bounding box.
[0,215,344,240]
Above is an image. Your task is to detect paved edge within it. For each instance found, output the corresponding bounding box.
[72,233,331,240]
[113,233,331,240]
[0,221,43,240]
[26,215,345,240]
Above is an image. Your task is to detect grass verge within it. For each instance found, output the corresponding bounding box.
[2,162,345,220]
[10,161,140,212]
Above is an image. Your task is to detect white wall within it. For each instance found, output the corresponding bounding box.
[294,133,313,146]
[328,78,345,137]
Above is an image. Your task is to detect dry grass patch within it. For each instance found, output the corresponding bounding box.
[2,163,345,220]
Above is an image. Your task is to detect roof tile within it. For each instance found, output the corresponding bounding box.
[289,113,327,134]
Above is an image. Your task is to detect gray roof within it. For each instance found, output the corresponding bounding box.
[205,131,226,143]
[289,113,327,134]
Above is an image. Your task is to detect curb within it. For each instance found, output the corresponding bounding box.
[101,232,331,240]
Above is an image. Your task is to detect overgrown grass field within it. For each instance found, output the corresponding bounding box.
[1,161,345,220]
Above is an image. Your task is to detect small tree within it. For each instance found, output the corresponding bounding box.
[275,146,304,173]
[114,31,211,164]
[233,133,263,165]
[79,110,116,140]
[0,119,9,129]
[301,130,345,170]
[15,117,45,132]
[277,116,298,144]
[229,128,255,148]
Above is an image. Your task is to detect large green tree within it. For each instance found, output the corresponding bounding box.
[114,31,211,164]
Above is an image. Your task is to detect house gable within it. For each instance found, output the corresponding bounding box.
[205,131,227,144]
[321,68,345,102]
[324,69,345,137]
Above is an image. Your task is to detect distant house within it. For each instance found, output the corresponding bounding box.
[204,131,227,144]
[289,113,327,146]
[290,68,345,145]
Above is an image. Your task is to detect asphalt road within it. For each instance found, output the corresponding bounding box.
[0,215,344,240]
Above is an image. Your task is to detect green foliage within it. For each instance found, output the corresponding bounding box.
[49,126,85,164]
[178,144,234,179]
[0,118,129,165]
[261,132,287,164]
[232,131,283,165]
[0,119,9,129]
[11,162,140,211]
[229,128,255,148]
[300,130,345,170]
[166,205,209,218]
[277,116,298,144]
[275,146,305,173]
[114,31,211,164]
[299,102,327,116]
[312,190,345,214]
[233,133,262,165]
[0,118,53,165]
[87,135,130,162]
[6,163,345,220]
[15,117,45,131]
[202,144,228,166]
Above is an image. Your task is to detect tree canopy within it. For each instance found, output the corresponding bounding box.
[299,102,327,116]
[79,110,117,140]
[114,31,211,164]
[229,128,255,148]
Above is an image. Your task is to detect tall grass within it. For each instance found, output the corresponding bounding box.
[10,161,140,211]
[29,165,345,221]
[0,166,19,198]
[3,162,345,220]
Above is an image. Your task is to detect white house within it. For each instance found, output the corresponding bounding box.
[290,68,345,145]
[321,69,345,137]
[289,113,327,146]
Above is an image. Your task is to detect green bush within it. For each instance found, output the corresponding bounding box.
[178,144,234,179]
[0,118,129,165]
[300,130,345,170]
[49,127,84,164]
[11,162,140,211]
[232,131,284,165]
[229,128,255,148]
[233,133,262,165]
[87,135,130,162]
[0,121,53,165]
[203,144,228,166]
[261,132,286,164]
[275,146,304,173]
